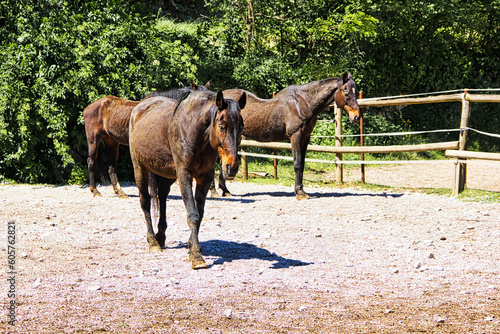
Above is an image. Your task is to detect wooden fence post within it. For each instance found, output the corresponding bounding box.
[241,147,248,181]
[273,149,278,179]
[452,90,471,195]
[335,103,343,184]
[359,91,365,184]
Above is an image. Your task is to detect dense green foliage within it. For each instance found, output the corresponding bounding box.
[0,0,499,183]
[357,0,500,152]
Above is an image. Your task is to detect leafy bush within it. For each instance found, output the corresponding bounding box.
[0,0,198,183]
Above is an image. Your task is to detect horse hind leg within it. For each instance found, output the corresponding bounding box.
[136,167,162,252]
[151,174,174,249]
[103,138,128,198]
[86,133,103,197]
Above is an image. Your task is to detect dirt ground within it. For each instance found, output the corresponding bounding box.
[1,162,499,333]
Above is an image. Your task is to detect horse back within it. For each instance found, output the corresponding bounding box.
[223,89,292,142]
[84,95,138,145]
[101,96,139,145]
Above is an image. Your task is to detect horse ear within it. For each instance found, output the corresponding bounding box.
[342,71,349,84]
[204,81,211,88]
[238,92,247,109]
[216,90,224,109]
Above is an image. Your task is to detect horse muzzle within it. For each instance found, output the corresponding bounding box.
[218,147,239,180]
[223,163,239,180]
[344,105,361,124]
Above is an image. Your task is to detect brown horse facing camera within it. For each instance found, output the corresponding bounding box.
[129,90,246,269]
[83,82,209,198]
[213,72,360,200]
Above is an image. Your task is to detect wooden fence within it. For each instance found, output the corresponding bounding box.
[239,91,500,195]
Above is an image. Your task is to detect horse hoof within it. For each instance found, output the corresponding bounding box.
[90,188,102,197]
[148,237,162,252]
[296,193,309,200]
[155,233,166,248]
[118,193,129,199]
[210,191,220,198]
[191,259,208,270]
[189,253,207,269]
[222,192,232,197]
[149,244,162,252]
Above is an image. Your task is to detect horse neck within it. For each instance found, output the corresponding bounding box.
[299,78,339,115]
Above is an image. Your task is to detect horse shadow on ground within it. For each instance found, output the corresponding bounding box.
[168,239,312,269]
[116,187,257,203]
[121,194,256,204]
[206,196,256,204]
[239,190,403,199]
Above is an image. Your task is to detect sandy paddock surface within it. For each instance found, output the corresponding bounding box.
[1,162,499,333]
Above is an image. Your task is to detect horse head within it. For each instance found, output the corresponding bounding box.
[334,72,360,124]
[212,90,246,180]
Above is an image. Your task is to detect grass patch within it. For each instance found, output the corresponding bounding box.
[456,189,500,203]
[422,188,500,203]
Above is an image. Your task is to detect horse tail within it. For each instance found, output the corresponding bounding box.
[96,144,111,185]
[148,172,160,224]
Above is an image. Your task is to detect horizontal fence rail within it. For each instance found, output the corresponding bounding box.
[355,93,500,107]
[240,140,459,154]
[445,150,500,161]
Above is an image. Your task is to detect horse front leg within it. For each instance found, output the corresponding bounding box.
[195,171,215,223]
[291,134,311,200]
[209,178,219,198]
[178,171,207,269]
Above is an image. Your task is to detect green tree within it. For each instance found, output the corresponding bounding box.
[203,0,378,95]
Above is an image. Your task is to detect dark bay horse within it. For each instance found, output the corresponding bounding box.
[83,96,139,198]
[83,83,209,198]
[217,72,360,200]
[129,90,246,269]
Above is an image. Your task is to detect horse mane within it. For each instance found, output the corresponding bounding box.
[149,87,193,100]
[145,82,209,101]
